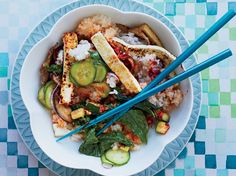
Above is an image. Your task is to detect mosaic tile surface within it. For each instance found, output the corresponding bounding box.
[0,0,236,175]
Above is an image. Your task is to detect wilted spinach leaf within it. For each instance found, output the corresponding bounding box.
[79,129,133,157]
[119,110,148,143]
[79,129,101,157]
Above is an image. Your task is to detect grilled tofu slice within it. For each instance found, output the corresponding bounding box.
[129,24,163,47]
[91,32,141,94]
[60,32,78,104]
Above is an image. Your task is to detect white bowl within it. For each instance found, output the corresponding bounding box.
[20,5,192,176]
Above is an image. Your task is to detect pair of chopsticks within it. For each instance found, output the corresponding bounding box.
[57,10,235,142]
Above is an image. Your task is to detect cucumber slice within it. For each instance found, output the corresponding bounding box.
[101,154,114,165]
[105,149,130,166]
[38,86,46,106]
[70,60,96,86]
[44,81,56,109]
[94,65,107,82]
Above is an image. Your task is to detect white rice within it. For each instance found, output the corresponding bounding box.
[55,50,63,65]
[69,40,91,61]
[106,72,119,88]
[119,32,146,45]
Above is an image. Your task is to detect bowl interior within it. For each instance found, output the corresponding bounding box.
[20,5,193,176]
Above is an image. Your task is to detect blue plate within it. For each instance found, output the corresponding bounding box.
[11,0,201,175]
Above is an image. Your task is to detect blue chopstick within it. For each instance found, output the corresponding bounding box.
[56,10,235,142]
[86,49,232,127]
[57,49,232,142]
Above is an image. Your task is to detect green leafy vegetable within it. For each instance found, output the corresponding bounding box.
[71,104,85,111]
[79,129,101,157]
[46,64,62,74]
[134,100,159,118]
[114,88,130,102]
[99,132,133,154]
[89,51,101,60]
[86,102,100,115]
[119,110,149,143]
[89,51,104,65]
[79,129,133,157]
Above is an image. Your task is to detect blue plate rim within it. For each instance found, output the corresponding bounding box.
[10,0,202,175]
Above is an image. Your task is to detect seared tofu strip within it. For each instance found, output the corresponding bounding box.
[91,32,141,94]
[60,32,78,105]
[130,24,163,47]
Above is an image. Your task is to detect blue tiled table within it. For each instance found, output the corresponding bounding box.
[0,0,236,175]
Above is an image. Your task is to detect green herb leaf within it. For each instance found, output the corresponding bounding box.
[119,110,148,143]
[79,130,133,157]
[86,102,100,115]
[46,64,62,74]
[79,129,101,157]
[89,51,102,60]
[99,132,133,154]
[134,100,159,118]
[114,88,130,102]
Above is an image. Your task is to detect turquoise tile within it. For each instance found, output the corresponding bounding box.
[208,92,219,105]
[205,16,216,28]
[176,3,185,15]
[217,169,228,176]
[197,0,206,2]
[17,155,28,168]
[194,141,205,154]
[0,53,9,66]
[197,116,206,129]
[202,80,208,93]
[207,2,217,15]
[200,104,208,117]
[186,15,196,28]
[7,142,18,155]
[184,156,195,169]
[165,2,176,16]
[174,169,185,176]
[195,3,206,15]
[226,155,236,169]
[215,128,226,143]
[195,169,206,176]
[153,2,164,13]
[228,2,236,11]
[28,168,39,176]
[0,67,8,77]
[205,155,217,168]
[0,128,7,142]
[178,147,187,159]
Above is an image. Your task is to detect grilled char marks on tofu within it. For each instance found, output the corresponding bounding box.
[60,32,78,105]
[91,32,141,94]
